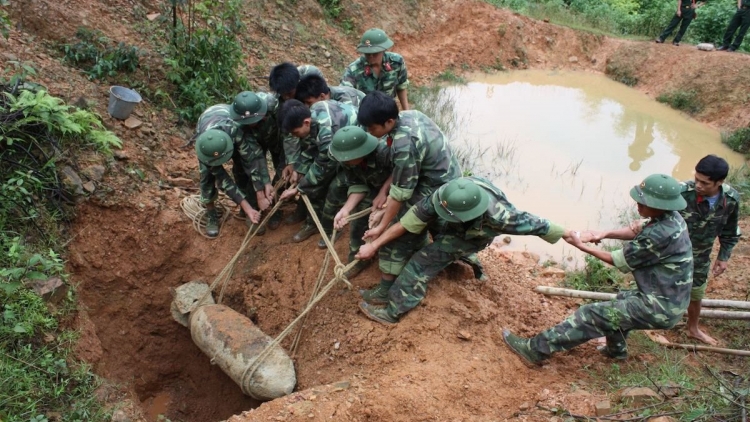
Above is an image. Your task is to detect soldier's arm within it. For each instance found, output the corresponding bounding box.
[341,66,356,88]
[238,136,271,193]
[210,165,246,205]
[298,119,337,195]
[718,201,741,261]
[283,133,302,170]
[485,205,566,244]
[610,229,667,273]
[396,59,409,110]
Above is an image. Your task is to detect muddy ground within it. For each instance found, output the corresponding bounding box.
[3,0,750,420]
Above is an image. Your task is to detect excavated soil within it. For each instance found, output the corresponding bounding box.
[3,0,749,420]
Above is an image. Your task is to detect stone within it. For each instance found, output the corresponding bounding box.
[324,51,331,58]
[696,43,714,51]
[519,402,530,411]
[28,277,68,304]
[83,181,96,193]
[648,417,677,422]
[146,13,161,21]
[123,117,142,129]
[111,409,131,422]
[594,400,611,416]
[332,381,350,392]
[113,151,129,160]
[542,267,566,278]
[657,381,681,398]
[82,165,106,182]
[619,387,660,406]
[167,177,194,188]
[568,56,579,63]
[457,330,472,340]
[502,236,511,244]
[61,166,85,196]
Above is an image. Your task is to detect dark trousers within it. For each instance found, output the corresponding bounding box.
[722,8,750,50]
[659,8,695,43]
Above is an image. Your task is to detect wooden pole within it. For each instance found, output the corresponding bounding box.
[534,286,750,319]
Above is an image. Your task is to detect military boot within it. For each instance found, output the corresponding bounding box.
[317,231,343,249]
[358,302,398,325]
[596,345,628,360]
[344,260,372,279]
[502,329,544,367]
[245,218,266,236]
[459,255,488,282]
[359,279,393,305]
[268,210,283,230]
[205,209,220,238]
[284,202,307,225]
[292,222,317,242]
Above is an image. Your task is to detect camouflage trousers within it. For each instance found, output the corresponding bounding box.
[384,233,493,317]
[302,170,347,234]
[530,292,682,357]
[692,251,712,288]
[200,150,250,204]
[242,148,285,210]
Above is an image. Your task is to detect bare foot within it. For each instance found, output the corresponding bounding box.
[687,328,719,346]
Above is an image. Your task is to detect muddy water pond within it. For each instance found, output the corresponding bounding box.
[439,70,744,266]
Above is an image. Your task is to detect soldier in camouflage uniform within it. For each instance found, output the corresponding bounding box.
[295,74,366,107]
[341,28,410,110]
[357,91,471,303]
[356,177,571,325]
[328,126,394,278]
[677,155,739,345]
[278,99,358,244]
[503,174,693,364]
[269,62,324,101]
[195,92,272,237]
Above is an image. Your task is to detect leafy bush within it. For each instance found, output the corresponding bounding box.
[564,254,625,293]
[62,27,141,80]
[657,89,704,114]
[318,0,343,18]
[0,0,10,39]
[164,0,251,123]
[722,127,750,154]
[689,0,737,46]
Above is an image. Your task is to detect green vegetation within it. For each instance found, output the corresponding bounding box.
[1,74,116,421]
[164,0,251,123]
[722,127,750,155]
[485,0,750,52]
[0,0,9,39]
[62,27,141,80]
[605,61,638,86]
[657,89,704,115]
[437,70,467,84]
[318,0,344,18]
[726,164,750,216]
[591,332,749,420]
[564,253,626,293]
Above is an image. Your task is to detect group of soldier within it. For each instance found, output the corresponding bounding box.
[192,26,741,365]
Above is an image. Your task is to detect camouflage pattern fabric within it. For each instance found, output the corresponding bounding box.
[329,85,366,107]
[298,64,324,79]
[295,100,358,231]
[529,210,693,357]
[243,92,285,195]
[377,110,461,275]
[333,142,394,260]
[385,177,565,316]
[679,181,741,288]
[196,104,265,205]
[340,52,409,98]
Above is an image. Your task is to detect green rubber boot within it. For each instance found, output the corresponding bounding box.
[502,329,545,366]
[359,302,399,325]
[359,279,393,305]
[205,208,220,238]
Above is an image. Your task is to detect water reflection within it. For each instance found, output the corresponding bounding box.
[438,70,744,267]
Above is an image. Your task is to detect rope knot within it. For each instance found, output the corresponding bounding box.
[333,263,352,289]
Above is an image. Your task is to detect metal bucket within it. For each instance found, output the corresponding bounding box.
[107,86,142,120]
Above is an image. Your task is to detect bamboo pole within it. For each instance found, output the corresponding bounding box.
[534,286,750,319]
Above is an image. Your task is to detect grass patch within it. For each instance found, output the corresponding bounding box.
[722,127,750,156]
[657,89,704,115]
[591,332,749,420]
[563,253,627,293]
[61,27,141,80]
[605,61,638,86]
[726,164,750,216]
[436,69,467,84]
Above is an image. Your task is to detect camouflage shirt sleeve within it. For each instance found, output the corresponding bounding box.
[396,57,409,91]
[483,202,563,243]
[718,197,741,261]
[341,63,356,88]
[389,134,421,202]
[612,223,669,273]
[236,136,269,192]
[297,114,337,195]
[400,196,435,234]
[283,133,302,170]
[200,162,245,205]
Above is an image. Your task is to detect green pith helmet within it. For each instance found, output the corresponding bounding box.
[432,178,490,223]
[330,126,379,162]
[629,173,687,211]
[229,91,267,125]
[195,129,234,166]
[356,28,394,54]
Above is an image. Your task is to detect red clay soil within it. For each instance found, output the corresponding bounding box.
[3,0,749,420]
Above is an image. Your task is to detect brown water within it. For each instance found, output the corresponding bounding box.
[440,70,744,266]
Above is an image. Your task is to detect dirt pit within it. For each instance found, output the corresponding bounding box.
[68,198,626,421]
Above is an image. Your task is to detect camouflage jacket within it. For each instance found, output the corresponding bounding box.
[242,92,283,190]
[612,211,694,318]
[400,176,565,243]
[299,64,323,79]
[340,52,409,98]
[679,181,741,262]
[296,100,359,196]
[336,141,393,196]
[386,110,461,205]
[330,85,366,107]
[196,104,264,203]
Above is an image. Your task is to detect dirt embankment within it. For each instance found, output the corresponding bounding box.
[2,0,749,420]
